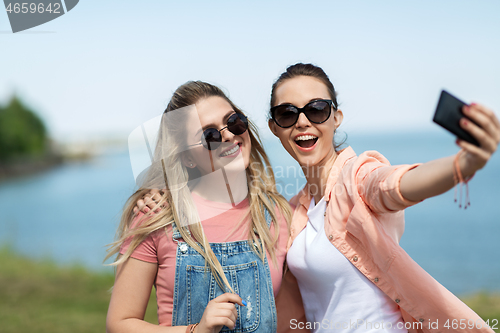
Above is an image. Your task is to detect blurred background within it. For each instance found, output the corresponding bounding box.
[1,1,499,332]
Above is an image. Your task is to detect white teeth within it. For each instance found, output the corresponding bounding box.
[295,135,318,141]
[220,145,239,157]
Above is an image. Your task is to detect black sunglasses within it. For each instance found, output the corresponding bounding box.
[270,99,336,128]
[188,113,248,150]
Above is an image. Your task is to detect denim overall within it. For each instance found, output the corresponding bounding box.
[171,208,277,332]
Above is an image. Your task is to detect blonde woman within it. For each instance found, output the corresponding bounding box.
[105,81,300,333]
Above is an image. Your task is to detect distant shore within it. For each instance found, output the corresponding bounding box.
[0,154,64,182]
[0,139,126,182]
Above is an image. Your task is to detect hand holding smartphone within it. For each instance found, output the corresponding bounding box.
[433,90,480,146]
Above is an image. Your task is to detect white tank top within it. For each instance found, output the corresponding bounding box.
[287,197,407,333]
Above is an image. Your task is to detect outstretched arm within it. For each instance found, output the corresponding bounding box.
[400,103,500,202]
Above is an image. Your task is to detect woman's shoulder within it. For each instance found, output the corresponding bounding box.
[289,193,300,208]
[259,192,293,227]
[271,204,289,228]
[340,149,393,179]
[129,211,174,243]
[346,149,391,167]
[288,186,308,209]
[357,150,391,164]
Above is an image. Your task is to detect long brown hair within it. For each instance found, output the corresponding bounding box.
[270,63,345,150]
[270,63,339,108]
[106,81,292,291]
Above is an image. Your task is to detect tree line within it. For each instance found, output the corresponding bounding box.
[0,96,48,163]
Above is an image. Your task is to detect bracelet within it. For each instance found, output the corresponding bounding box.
[453,150,474,209]
[186,323,199,333]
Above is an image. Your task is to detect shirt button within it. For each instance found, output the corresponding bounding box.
[395,298,400,304]
[179,243,188,253]
[328,235,333,240]
[374,277,379,283]
[352,256,358,262]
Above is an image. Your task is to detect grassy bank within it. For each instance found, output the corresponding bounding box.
[0,248,498,332]
[0,248,157,333]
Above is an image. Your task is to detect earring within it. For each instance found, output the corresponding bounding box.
[189,163,193,167]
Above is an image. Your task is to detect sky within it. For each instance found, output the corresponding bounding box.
[1,0,500,143]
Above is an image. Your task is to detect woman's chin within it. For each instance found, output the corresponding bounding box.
[289,145,320,168]
[296,155,321,168]
[218,151,249,172]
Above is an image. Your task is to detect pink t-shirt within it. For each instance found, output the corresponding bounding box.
[120,193,289,326]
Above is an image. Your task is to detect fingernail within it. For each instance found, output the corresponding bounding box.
[144,207,150,212]
[463,105,470,113]
[242,300,247,306]
[470,102,477,106]
[462,118,468,126]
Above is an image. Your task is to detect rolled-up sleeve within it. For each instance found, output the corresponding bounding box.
[355,151,422,214]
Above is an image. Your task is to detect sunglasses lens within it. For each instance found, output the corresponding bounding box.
[304,100,331,124]
[227,113,248,135]
[201,128,222,150]
[273,105,299,128]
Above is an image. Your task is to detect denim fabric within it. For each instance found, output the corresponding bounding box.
[171,208,277,332]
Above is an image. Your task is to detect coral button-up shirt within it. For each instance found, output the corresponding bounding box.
[276,146,493,333]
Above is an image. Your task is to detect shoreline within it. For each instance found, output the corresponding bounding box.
[0,155,63,182]
[0,148,98,183]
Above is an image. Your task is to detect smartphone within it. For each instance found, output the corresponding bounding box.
[433,90,479,146]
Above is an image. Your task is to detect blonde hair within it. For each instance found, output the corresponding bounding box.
[105,81,292,292]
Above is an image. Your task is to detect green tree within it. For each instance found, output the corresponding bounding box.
[0,96,48,162]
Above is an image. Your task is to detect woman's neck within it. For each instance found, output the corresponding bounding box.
[192,168,248,204]
[302,148,338,204]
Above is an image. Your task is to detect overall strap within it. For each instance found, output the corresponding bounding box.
[263,205,272,228]
[263,193,274,228]
[171,221,191,241]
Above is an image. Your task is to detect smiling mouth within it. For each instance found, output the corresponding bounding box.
[294,135,318,148]
[219,143,240,157]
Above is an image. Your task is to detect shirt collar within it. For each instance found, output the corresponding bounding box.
[307,196,328,231]
[298,146,357,209]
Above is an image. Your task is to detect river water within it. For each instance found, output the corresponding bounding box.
[0,131,498,295]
